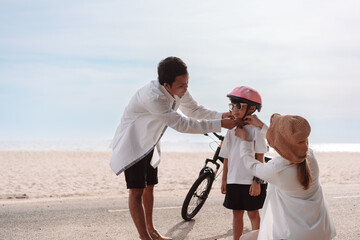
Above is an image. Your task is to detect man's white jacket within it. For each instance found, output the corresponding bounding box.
[110,80,222,175]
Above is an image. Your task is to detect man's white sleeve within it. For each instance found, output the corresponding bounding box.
[179,91,223,120]
[145,94,221,133]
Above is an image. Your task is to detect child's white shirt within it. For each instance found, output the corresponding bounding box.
[219,125,267,184]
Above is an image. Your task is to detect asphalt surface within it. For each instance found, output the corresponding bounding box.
[1,185,359,240]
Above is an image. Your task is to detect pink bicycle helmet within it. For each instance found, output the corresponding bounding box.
[227,86,262,112]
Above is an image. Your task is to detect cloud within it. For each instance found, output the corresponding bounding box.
[1,0,360,141]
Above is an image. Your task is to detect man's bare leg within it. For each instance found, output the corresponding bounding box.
[143,185,155,233]
[143,185,172,240]
[128,188,152,240]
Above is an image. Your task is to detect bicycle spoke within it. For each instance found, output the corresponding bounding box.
[186,177,210,214]
[181,171,216,221]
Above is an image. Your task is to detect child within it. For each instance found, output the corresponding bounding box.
[219,86,267,240]
[238,114,336,240]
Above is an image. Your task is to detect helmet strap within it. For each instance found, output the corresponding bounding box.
[241,105,252,121]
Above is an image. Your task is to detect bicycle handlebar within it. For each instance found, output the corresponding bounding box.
[212,132,224,141]
[204,132,224,141]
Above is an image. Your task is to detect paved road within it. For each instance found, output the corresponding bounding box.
[1,185,359,240]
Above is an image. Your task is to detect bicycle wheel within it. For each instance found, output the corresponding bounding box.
[181,172,215,221]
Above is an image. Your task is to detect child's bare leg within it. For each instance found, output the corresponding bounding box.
[233,210,245,240]
[247,210,260,230]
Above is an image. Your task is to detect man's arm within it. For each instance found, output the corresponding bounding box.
[178,91,223,120]
[221,119,237,129]
[178,91,237,129]
[222,112,234,119]
[145,95,236,133]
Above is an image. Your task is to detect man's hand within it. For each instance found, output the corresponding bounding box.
[221,118,237,129]
[222,112,234,119]
[235,126,249,141]
[249,181,261,196]
[244,115,264,128]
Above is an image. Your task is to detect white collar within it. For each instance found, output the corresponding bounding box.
[153,80,178,102]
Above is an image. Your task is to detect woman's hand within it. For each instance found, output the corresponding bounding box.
[249,181,261,196]
[244,115,264,128]
[235,126,249,141]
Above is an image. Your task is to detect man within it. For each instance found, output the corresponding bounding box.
[110,57,236,240]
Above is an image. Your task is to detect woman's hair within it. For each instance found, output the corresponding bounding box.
[297,159,312,190]
[157,56,188,86]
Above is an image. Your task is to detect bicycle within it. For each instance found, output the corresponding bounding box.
[181,132,271,221]
[181,132,224,221]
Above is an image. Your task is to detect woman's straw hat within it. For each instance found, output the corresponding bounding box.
[266,114,311,164]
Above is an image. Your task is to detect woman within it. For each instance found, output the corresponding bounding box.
[236,114,336,240]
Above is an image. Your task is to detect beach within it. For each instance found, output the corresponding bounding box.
[1,151,360,239]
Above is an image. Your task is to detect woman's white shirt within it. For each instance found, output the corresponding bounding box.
[240,141,336,240]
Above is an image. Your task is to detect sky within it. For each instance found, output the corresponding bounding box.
[1,0,360,144]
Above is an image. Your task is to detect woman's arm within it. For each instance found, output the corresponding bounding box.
[244,115,268,137]
[255,153,264,163]
[249,153,264,196]
[240,141,278,183]
[244,115,264,128]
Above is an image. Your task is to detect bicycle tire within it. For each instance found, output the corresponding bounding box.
[181,172,215,221]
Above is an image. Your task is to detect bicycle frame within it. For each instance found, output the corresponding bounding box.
[199,132,224,179]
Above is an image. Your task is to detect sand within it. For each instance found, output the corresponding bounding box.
[1,151,359,200]
[1,151,359,239]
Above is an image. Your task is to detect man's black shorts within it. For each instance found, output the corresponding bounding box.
[124,149,158,189]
